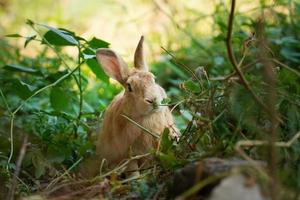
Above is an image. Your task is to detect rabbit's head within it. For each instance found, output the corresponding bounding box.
[96,36,167,116]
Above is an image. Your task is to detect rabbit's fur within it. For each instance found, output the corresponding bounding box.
[81,36,178,177]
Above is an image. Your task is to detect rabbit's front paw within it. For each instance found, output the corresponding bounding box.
[168,124,180,142]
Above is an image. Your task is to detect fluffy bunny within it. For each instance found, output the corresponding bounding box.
[82,36,178,177]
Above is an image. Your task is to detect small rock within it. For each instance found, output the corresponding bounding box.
[209,173,266,200]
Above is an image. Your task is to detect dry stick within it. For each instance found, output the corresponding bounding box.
[271,58,300,77]
[121,114,160,139]
[235,131,300,180]
[257,18,279,200]
[46,153,151,196]
[46,157,83,190]
[7,134,28,200]
[96,153,151,179]
[226,0,280,123]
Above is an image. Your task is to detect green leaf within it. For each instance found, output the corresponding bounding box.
[35,163,45,178]
[86,59,109,83]
[50,87,69,112]
[88,37,110,49]
[157,152,178,169]
[26,19,34,26]
[41,24,79,46]
[280,48,300,63]
[81,37,109,61]
[161,128,173,153]
[184,80,201,93]
[47,147,67,163]
[31,152,45,178]
[46,70,68,82]
[3,64,39,74]
[24,35,36,48]
[165,60,188,79]
[13,79,36,99]
[161,97,171,104]
[82,53,96,60]
[5,34,23,38]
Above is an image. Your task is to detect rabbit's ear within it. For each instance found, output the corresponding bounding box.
[96,49,129,84]
[134,36,148,72]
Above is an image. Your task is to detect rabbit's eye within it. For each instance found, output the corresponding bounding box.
[127,83,133,92]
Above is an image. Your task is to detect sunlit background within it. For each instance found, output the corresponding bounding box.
[0,0,272,62]
[0,0,290,128]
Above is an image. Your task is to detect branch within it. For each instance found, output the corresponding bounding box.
[226,0,238,67]
[225,0,281,123]
[271,58,300,77]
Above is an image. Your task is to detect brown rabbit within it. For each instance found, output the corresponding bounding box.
[82,36,178,177]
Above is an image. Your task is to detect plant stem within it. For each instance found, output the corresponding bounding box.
[76,46,83,126]
[0,88,11,112]
[7,115,15,165]
[7,62,82,165]
[29,22,84,135]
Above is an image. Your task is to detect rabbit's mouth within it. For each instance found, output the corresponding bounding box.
[142,106,162,115]
[150,106,163,113]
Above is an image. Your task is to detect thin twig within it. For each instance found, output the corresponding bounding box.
[46,157,83,190]
[99,153,151,178]
[162,47,203,87]
[235,131,300,180]
[176,172,229,200]
[224,59,259,81]
[170,99,185,113]
[226,0,238,68]
[7,134,28,200]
